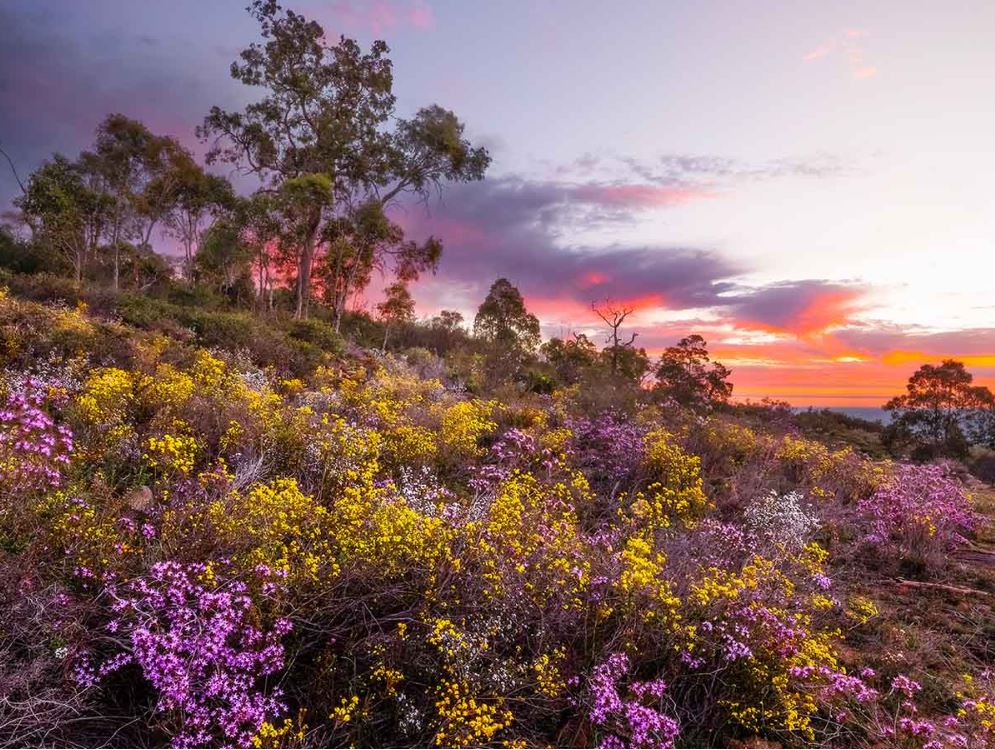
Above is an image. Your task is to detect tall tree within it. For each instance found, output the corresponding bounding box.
[195,214,254,297]
[165,161,234,279]
[473,278,541,353]
[80,114,187,290]
[542,333,599,385]
[884,359,994,458]
[377,281,415,351]
[654,335,733,408]
[15,155,110,284]
[200,0,489,318]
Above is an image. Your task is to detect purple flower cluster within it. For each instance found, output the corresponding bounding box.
[566,412,644,489]
[81,561,289,748]
[0,378,73,493]
[588,652,680,749]
[859,463,975,565]
[470,428,555,490]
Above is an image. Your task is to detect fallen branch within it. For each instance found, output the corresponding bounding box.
[954,548,995,567]
[892,578,993,597]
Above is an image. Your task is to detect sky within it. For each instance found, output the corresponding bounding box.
[2,0,994,405]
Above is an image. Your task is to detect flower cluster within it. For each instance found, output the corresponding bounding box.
[566,411,644,490]
[81,561,290,748]
[0,378,73,494]
[859,462,975,569]
[587,652,679,749]
[745,489,820,551]
[2,289,989,749]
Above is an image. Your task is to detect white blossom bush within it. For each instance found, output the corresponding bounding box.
[745,490,820,551]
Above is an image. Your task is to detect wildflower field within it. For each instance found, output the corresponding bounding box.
[2,288,995,749]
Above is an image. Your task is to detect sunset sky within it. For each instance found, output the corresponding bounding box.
[2,0,994,405]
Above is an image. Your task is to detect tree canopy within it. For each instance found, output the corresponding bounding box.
[199,0,489,319]
[654,334,733,408]
[884,359,994,459]
[473,278,541,354]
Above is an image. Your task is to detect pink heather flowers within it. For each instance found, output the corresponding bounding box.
[0,378,73,493]
[859,463,975,568]
[79,562,290,748]
[588,652,680,749]
[566,411,644,489]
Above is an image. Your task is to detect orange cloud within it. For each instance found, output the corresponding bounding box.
[732,285,866,337]
[578,271,609,288]
[881,351,995,369]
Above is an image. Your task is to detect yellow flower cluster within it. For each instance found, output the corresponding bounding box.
[956,675,995,743]
[209,477,337,586]
[75,367,135,426]
[46,490,131,572]
[531,648,567,699]
[439,400,497,460]
[433,679,513,748]
[477,471,590,605]
[631,432,710,529]
[145,431,198,477]
[775,435,879,501]
[845,594,879,626]
[614,533,681,627]
[252,713,308,749]
[329,695,361,724]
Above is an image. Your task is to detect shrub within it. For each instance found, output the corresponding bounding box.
[858,462,975,572]
[77,561,291,748]
[745,489,820,552]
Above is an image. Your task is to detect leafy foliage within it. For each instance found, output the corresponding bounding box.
[653,335,733,408]
[1,286,991,748]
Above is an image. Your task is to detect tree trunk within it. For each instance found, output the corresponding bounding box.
[294,209,322,320]
[334,257,362,333]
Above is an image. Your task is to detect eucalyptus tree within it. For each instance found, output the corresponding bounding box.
[654,335,733,408]
[80,114,189,289]
[377,280,415,351]
[15,155,111,284]
[199,0,489,318]
[165,160,235,279]
[474,278,541,354]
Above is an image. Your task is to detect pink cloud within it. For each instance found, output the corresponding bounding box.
[321,0,435,35]
[804,28,877,80]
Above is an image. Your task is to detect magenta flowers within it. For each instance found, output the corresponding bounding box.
[859,463,975,569]
[0,378,73,494]
[82,562,290,748]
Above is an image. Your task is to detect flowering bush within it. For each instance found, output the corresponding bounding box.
[566,411,644,491]
[78,561,290,748]
[587,653,679,749]
[745,489,820,551]
[859,462,975,570]
[1,292,990,749]
[0,377,73,496]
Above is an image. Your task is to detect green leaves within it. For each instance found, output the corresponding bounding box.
[199,1,489,319]
[474,278,541,354]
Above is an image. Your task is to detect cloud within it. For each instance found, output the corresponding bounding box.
[0,6,241,206]
[804,28,878,80]
[316,0,435,35]
[834,325,995,360]
[722,280,868,336]
[570,183,715,208]
[395,177,740,321]
[608,152,851,188]
[395,177,992,408]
